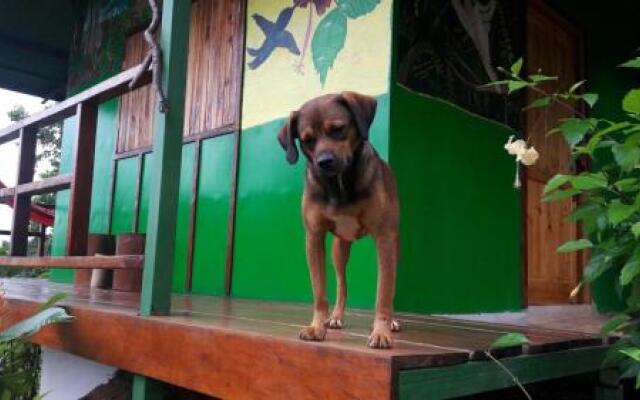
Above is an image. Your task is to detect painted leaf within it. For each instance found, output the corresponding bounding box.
[294,0,332,16]
[336,0,381,19]
[312,8,348,86]
[0,307,73,341]
[490,333,529,350]
[557,238,593,253]
[623,89,640,115]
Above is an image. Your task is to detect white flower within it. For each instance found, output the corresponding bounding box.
[518,147,539,166]
[504,135,527,156]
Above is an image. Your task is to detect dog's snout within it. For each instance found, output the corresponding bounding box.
[316,152,337,172]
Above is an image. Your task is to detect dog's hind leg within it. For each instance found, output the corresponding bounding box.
[327,237,351,329]
[299,231,329,342]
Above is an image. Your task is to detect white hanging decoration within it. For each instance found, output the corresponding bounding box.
[504,135,539,189]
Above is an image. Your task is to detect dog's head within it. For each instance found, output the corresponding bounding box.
[277,92,377,177]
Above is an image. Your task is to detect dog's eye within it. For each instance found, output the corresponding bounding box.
[302,137,317,147]
[329,127,346,140]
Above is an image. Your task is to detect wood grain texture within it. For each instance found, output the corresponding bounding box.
[525,1,583,305]
[0,174,72,201]
[0,278,608,399]
[117,32,156,153]
[183,0,244,137]
[66,103,98,257]
[0,255,143,269]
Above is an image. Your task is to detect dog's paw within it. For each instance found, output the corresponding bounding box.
[368,326,393,349]
[391,319,401,332]
[326,316,344,329]
[299,325,327,342]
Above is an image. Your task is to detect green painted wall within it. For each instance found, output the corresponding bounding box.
[389,86,522,313]
[191,135,234,296]
[232,94,390,309]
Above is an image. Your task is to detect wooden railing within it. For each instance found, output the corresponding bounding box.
[0,65,151,270]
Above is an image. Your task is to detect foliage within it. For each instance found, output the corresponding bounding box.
[0,293,72,398]
[490,56,640,387]
[8,106,62,207]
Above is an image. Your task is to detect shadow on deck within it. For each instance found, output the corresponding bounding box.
[0,278,611,399]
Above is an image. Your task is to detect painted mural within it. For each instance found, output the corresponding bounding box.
[242,0,391,128]
[395,0,524,128]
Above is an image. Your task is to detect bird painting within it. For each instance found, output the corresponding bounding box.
[247,7,301,70]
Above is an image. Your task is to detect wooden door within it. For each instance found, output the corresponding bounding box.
[525,1,584,305]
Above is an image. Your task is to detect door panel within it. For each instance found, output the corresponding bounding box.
[525,1,583,305]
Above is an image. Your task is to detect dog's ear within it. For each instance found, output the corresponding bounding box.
[278,111,300,164]
[339,91,377,140]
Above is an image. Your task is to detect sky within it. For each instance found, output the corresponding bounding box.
[0,89,50,231]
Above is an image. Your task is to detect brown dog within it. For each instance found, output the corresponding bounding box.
[278,92,400,349]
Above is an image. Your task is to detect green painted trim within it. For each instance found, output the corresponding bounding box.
[132,375,165,400]
[399,346,608,400]
[139,0,191,316]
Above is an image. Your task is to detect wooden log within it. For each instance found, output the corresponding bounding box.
[75,234,116,288]
[113,234,146,292]
[0,256,144,269]
[10,127,37,256]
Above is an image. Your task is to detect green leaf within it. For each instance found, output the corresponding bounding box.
[623,89,640,115]
[566,202,602,224]
[507,80,529,94]
[612,143,640,172]
[529,74,557,83]
[581,93,599,108]
[614,178,639,192]
[584,253,612,282]
[559,118,593,148]
[632,222,640,238]
[525,96,551,110]
[37,292,67,312]
[608,199,639,226]
[312,9,348,86]
[571,173,607,190]
[0,307,73,341]
[544,174,571,193]
[620,347,640,362]
[335,0,381,19]
[490,333,529,350]
[481,80,510,88]
[557,239,593,253]
[621,255,640,286]
[601,314,631,336]
[542,188,581,202]
[621,57,640,69]
[569,80,586,94]
[510,58,523,76]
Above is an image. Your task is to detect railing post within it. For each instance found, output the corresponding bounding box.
[10,127,37,256]
[139,0,191,316]
[66,102,98,256]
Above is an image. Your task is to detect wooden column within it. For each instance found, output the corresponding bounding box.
[139,0,191,316]
[75,234,116,288]
[113,234,145,292]
[10,127,37,256]
[66,102,98,256]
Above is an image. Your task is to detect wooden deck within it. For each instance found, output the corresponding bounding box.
[0,278,611,399]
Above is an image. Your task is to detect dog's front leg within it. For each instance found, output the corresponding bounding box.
[369,233,398,349]
[299,231,329,341]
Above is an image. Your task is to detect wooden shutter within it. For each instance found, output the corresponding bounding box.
[183,0,244,137]
[116,31,155,154]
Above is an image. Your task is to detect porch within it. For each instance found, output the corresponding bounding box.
[2,277,613,399]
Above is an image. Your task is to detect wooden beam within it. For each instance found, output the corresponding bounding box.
[140,0,192,316]
[0,174,73,201]
[66,103,98,257]
[0,255,144,269]
[398,346,608,400]
[0,67,151,146]
[185,139,201,292]
[10,127,37,256]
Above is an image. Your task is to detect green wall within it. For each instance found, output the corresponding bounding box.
[389,86,522,313]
